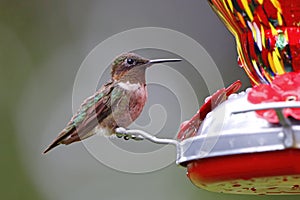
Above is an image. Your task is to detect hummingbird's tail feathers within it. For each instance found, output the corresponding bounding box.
[43,126,77,154]
[43,141,61,154]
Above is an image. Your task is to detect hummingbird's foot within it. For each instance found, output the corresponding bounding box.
[115,127,144,141]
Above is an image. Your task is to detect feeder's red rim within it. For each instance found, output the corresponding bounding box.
[187,149,300,183]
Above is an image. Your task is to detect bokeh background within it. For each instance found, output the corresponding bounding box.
[2,0,299,200]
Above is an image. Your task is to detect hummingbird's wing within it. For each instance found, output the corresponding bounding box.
[43,80,118,153]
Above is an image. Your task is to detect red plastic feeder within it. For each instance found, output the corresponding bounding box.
[177,0,300,194]
[175,76,300,194]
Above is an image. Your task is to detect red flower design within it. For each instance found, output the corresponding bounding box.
[177,80,242,140]
[248,72,300,123]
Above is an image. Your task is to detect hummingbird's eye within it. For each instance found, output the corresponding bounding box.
[126,58,135,65]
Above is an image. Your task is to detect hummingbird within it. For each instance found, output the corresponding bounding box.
[43,52,181,153]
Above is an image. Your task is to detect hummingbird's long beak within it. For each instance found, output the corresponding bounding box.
[149,58,182,64]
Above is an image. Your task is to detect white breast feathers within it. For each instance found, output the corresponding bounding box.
[117,81,141,91]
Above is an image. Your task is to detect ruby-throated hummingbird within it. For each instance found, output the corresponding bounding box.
[43,53,181,153]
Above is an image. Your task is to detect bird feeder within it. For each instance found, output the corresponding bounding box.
[117,0,300,195]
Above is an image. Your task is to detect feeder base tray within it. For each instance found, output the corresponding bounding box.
[187,149,300,195]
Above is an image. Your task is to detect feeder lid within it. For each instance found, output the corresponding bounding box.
[177,89,300,165]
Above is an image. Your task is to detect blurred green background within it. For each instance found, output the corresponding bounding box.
[1,0,299,200]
